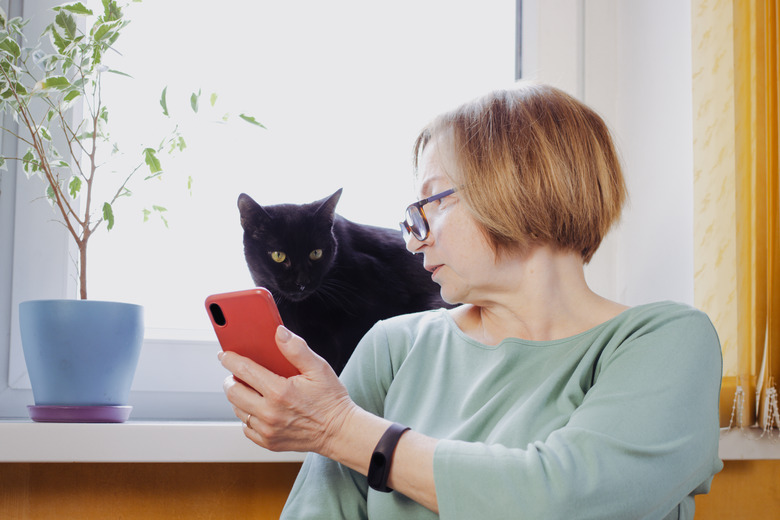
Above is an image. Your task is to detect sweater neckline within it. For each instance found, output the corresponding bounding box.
[439,301,672,349]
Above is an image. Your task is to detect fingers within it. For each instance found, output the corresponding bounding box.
[275,326,331,376]
[218,328,347,454]
[220,349,280,396]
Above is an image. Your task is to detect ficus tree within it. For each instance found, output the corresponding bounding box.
[0,1,262,299]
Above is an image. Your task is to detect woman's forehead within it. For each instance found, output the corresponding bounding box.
[416,137,457,194]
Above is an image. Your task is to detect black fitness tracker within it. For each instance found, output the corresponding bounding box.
[367,422,411,492]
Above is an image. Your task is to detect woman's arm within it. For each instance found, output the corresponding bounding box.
[220,325,440,512]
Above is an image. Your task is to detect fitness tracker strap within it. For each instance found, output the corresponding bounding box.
[367,422,411,492]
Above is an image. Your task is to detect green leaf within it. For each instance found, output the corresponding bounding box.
[187,175,193,195]
[46,23,68,53]
[53,3,93,16]
[22,149,38,174]
[159,86,169,116]
[0,36,20,58]
[144,206,168,227]
[106,69,132,78]
[210,92,218,107]
[54,11,77,40]
[63,89,80,102]
[153,205,169,228]
[42,76,70,89]
[93,19,123,42]
[68,176,82,198]
[190,89,201,113]
[101,0,122,23]
[102,202,115,230]
[0,157,6,171]
[239,113,266,128]
[39,127,52,141]
[172,135,186,153]
[143,147,162,175]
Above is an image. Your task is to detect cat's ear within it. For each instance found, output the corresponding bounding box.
[238,193,271,229]
[315,188,343,223]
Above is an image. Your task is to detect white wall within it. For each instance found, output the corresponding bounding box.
[522,0,694,306]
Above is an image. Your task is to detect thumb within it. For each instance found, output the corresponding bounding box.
[275,326,329,375]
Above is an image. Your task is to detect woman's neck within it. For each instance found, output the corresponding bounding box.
[450,245,628,344]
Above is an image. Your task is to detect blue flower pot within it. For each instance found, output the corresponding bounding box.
[19,300,144,419]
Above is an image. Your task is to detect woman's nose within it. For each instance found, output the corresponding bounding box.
[404,232,427,254]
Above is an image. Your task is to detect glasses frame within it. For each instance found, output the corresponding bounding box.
[399,188,457,241]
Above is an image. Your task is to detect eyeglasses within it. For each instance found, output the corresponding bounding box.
[399,188,456,241]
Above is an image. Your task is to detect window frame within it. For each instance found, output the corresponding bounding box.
[1,0,698,421]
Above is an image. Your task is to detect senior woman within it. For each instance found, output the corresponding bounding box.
[220,83,723,519]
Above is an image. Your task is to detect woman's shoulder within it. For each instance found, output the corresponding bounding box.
[619,300,715,329]
[606,300,721,354]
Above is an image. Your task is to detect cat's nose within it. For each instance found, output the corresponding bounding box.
[297,284,307,292]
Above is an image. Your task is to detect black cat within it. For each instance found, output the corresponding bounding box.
[237,188,449,374]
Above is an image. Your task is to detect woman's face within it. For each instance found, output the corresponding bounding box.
[407,137,505,305]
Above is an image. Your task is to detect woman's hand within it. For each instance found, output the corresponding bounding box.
[220,325,356,457]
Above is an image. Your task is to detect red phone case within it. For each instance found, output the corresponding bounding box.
[205,288,299,378]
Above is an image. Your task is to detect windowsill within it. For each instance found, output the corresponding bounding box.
[1,421,776,463]
[718,427,780,460]
[0,420,306,463]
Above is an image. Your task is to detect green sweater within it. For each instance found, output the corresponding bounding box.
[281,301,723,519]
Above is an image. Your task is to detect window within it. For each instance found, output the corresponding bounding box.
[1,0,516,418]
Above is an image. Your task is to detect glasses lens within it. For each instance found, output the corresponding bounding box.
[404,206,428,241]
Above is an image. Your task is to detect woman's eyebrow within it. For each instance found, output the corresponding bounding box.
[417,175,444,199]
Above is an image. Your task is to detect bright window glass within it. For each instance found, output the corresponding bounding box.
[3,0,515,418]
[85,0,516,338]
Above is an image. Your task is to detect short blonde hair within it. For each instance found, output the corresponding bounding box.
[413,83,626,263]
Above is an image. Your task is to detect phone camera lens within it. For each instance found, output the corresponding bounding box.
[209,303,227,326]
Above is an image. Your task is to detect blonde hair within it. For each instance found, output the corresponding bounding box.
[413,83,626,263]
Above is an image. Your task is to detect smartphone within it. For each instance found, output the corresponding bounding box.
[205,288,299,378]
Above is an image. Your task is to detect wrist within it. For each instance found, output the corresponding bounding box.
[321,405,394,474]
[318,396,359,459]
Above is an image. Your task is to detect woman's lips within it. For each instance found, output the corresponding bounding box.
[426,264,443,278]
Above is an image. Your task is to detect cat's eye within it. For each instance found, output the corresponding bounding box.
[270,251,287,263]
[309,249,323,261]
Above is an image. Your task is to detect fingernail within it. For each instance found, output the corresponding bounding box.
[217,351,224,361]
[277,325,292,341]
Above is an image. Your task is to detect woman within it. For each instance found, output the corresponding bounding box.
[220,83,723,519]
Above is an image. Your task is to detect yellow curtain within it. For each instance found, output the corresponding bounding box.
[733,0,780,431]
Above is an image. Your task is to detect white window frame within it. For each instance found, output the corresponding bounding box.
[2,0,697,420]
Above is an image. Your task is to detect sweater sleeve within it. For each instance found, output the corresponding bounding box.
[280,320,399,519]
[433,307,724,520]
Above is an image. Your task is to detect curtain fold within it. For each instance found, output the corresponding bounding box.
[733,0,780,432]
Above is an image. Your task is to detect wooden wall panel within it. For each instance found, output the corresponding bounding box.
[695,459,780,519]
[0,463,301,520]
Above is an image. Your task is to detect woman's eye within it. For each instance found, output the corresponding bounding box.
[270,251,287,263]
[433,198,449,210]
[309,249,323,261]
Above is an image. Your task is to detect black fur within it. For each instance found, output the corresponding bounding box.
[238,188,449,374]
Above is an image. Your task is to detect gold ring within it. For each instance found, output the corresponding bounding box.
[246,414,253,429]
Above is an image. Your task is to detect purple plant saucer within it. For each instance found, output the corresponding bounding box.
[27,405,133,423]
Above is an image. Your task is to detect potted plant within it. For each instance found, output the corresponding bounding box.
[0,1,261,422]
